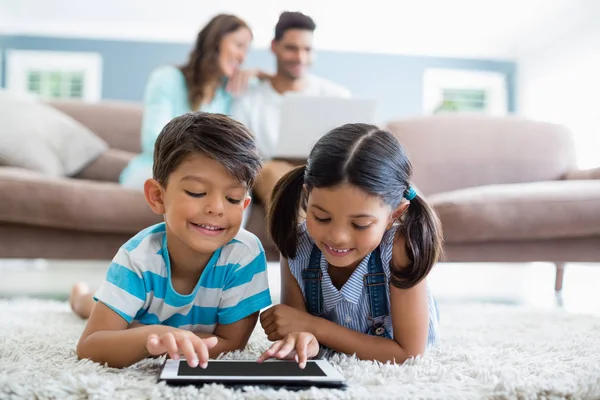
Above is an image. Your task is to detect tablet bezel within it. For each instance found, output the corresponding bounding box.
[158,359,346,386]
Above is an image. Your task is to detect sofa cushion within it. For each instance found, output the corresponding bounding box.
[47,100,143,153]
[386,115,577,196]
[564,167,600,181]
[0,167,162,234]
[428,180,600,244]
[0,90,108,177]
[74,148,135,183]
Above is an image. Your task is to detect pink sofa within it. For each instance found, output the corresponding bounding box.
[385,115,600,290]
[1,101,599,292]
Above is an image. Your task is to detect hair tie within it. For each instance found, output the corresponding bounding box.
[404,187,417,201]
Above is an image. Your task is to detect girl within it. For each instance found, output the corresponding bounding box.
[257,123,442,368]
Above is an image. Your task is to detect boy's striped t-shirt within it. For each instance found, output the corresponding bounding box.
[93,223,272,332]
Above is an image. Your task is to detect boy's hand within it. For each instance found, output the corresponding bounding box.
[260,304,315,341]
[146,331,218,368]
[257,332,319,369]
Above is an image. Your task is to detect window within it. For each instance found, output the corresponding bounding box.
[434,88,488,113]
[25,70,86,99]
[423,68,508,116]
[6,50,102,102]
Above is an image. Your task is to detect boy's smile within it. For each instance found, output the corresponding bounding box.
[145,153,251,270]
[188,222,226,236]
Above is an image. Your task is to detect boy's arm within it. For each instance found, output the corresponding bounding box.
[195,312,260,357]
[76,249,171,368]
[76,301,179,368]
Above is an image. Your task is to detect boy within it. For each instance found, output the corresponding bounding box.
[71,112,271,368]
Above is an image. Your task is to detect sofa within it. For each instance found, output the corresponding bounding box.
[1,100,599,290]
[385,116,600,290]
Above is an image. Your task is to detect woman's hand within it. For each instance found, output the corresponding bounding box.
[257,332,319,369]
[146,330,218,368]
[260,304,316,341]
[226,69,272,96]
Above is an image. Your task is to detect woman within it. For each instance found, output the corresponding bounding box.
[120,14,265,190]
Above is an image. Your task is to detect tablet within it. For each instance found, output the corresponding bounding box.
[158,359,346,389]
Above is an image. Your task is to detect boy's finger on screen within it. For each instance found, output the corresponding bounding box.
[163,332,179,360]
[177,336,197,368]
[192,337,210,369]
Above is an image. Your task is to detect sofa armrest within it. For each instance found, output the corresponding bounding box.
[74,148,135,182]
[0,167,160,233]
[563,167,600,181]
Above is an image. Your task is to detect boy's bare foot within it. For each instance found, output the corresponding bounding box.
[69,282,95,319]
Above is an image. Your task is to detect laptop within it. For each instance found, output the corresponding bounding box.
[274,96,377,158]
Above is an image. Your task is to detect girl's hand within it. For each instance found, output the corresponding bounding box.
[226,69,272,96]
[146,331,218,368]
[257,332,319,369]
[260,304,315,341]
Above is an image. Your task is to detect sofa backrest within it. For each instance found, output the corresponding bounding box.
[47,100,143,153]
[386,114,578,196]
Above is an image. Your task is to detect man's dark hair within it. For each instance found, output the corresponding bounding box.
[153,112,262,188]
[274,11,316,41]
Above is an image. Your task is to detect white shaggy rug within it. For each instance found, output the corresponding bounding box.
[1,299,600,400]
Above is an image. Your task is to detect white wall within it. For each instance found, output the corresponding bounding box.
[519,22,600,169]
[0,0,582,60]
[0,1,11,33]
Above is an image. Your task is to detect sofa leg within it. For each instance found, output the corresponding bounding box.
[554,262,566,292]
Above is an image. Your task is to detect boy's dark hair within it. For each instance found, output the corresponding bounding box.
[268,123,444,290]
[274,11,316,41]
[153,112,262,188]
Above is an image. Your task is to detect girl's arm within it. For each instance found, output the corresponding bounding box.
[310,280,429,363]
[278,238,430,363]
[280,256,309,312]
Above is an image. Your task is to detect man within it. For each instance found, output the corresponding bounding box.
[231,11,351,208]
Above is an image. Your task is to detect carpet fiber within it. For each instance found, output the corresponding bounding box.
[1,299,599,399]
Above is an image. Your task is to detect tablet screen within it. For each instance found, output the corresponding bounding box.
[177,361,327,377]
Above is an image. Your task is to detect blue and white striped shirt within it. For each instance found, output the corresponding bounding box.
[94,223,272,332]
[288,222,439,347]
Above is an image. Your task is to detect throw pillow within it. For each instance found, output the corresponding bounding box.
[0,90,108,176]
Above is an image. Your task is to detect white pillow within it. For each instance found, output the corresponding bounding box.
[0,90,108,177]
